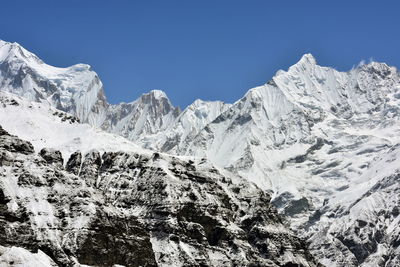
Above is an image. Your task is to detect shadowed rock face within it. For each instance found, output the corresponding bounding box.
[65,151,82,175]
[76,210,156,267]
[39,148,64,166]
[0,127,317,267]
[0,125,34,156]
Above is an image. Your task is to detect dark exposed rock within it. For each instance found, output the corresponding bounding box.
[76,210,157,267]
[284,197,312,217]
[80,150,102,187]
[17,172,46,187]
[0,126,9,136]
[0,126,34,155]
[66,151,82,175]
[39,148,64,166]
[52,111,81,124]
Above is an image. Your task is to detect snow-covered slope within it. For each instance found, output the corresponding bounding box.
[0,91,144,160]
[145,99,232,152]
[307,143,400,266]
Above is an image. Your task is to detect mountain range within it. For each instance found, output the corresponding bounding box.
[1,39,400,266]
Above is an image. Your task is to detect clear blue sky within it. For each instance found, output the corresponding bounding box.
[2,1,400,108]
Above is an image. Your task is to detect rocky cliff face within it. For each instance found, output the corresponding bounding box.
[0,126,317,266]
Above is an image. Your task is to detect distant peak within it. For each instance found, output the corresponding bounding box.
[0,39,42,63]
[138,90,172,104]
[0,40,16,47]
[0,40,22,52]
[281,53,317,75]
[297,53,317,65]
[148,89,168,99]
[192,99,206,106]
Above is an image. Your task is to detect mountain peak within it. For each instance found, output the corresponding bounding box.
[191,99,207,106]
[147,89,168,99]
[296,53,317,66]
[135,89,176,113]
[0,40,40,63]
[277,53,318,76]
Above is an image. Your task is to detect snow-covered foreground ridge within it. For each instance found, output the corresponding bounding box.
[1,39,400,266]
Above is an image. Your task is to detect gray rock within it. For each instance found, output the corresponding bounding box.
[39,148,63,166]
[0,126,34,156]
[65,151,82,175]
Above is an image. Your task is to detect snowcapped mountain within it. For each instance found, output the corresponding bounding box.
[0,40,108,126]
[101,89,180,147]
[1,39,400,266]
[174,54,400,266]
[179,54,399,197]
[145,99,232,152]
[0,40,231,148]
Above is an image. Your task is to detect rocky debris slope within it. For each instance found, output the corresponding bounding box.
[0,126,317,266]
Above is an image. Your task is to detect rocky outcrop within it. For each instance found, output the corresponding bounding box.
[0,127,317,266]
[39,148,64,166]
[65,151,82,175]
[0,125,34,156]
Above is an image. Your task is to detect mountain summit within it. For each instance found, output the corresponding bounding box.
[0,40,107,126]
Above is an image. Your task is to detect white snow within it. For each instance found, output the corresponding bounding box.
[0,246,57,267]
[0,92,146,161]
